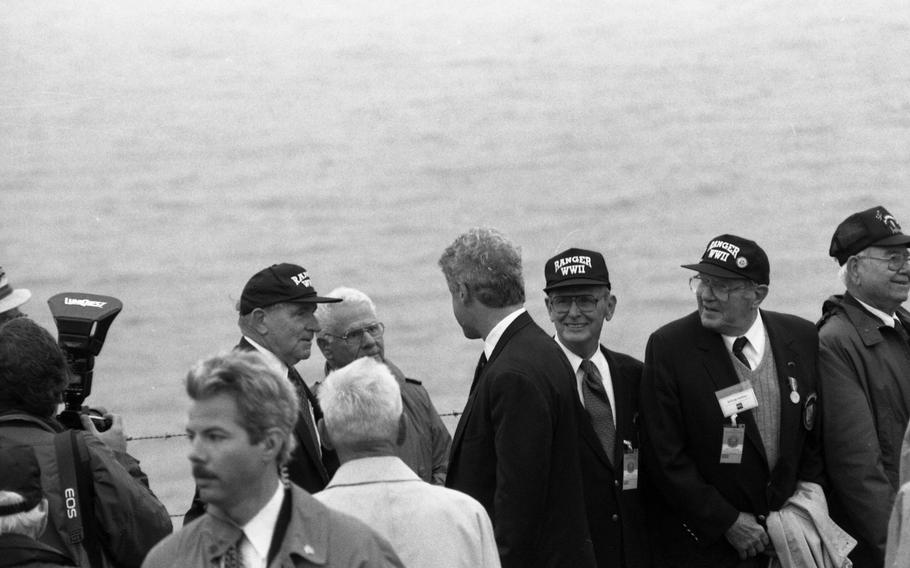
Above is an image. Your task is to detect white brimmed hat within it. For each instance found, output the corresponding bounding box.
[0,267,31,314]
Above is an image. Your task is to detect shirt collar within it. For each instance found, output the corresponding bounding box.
[483,308,526,359]
[554,335,606,374]
[325,456,420,488]
[241,482,285,564]
[722,310,766,364]
[853,297,898,328]
[243,336,289,376]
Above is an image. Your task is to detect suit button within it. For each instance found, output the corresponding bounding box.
[614,480,620,487]
[611,514,619,522]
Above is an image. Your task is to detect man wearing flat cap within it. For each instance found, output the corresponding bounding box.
[818,205,910,568]
[639,235,824,567]
[542,248,650,568]
[0,267,30,325]
[184,263,342,524]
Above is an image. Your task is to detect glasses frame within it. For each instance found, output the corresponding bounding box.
[324,321,385,345]
[688,275,755,301]
[858,252,910,272]
[548,295,603,315]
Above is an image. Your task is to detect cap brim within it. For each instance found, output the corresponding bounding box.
[543,279,610,292]
[288,295,343,304]
[681,263,745,280]
[871,234,910,248]
[0,288,31,313]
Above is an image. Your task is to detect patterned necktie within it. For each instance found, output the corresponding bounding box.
[223,532,246,568]
[580,359,616,464]
[732,336,751,369]
[288,366,320,452]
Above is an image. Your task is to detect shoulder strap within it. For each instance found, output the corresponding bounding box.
[0,412,55,431]
[54,430,105,568]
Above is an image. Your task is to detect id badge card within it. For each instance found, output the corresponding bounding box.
[720,424,745,464]
[715,381,759,418]
[622,449,639,490]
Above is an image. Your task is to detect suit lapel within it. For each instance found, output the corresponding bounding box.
[452,312,533,457]
[236,337,327,480]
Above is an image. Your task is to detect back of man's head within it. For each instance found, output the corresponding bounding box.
[185,350,300,466]
[438,227,526,307]
[0,318,69,418]
[319,357,402,455]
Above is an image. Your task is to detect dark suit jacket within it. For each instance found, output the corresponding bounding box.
[183,338,337,524]
[639,310,824,568]
[446,311,596,568]
[576,345,650,568]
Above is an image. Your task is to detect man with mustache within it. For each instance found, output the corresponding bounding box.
[184,263,342,523]
[143,350,403,567]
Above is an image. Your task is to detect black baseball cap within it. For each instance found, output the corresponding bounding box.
[829,205,910,265]
[682,234,770,285]
[0,445,43,515]
[544,248,611,292]
[239,263,341,315]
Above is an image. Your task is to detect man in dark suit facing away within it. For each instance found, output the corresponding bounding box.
[542,248,650,568]
[438,227,595,568]
[184,262,341,523]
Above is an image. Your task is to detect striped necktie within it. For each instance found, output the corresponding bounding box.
[732,336,750,369]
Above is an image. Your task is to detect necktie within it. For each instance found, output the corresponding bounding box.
[288,366,320,452]
[470,353,487,394]
[732,337,750,369]
[895,319,910,345]
[580,360,616,464]
[223,532,246,568]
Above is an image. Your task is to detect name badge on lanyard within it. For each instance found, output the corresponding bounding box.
[622,440,638,490]
[716,382,757,464]
[715,381,759,418]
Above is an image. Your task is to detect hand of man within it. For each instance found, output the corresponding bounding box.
[82,412,128,454]
[724,512,769,560]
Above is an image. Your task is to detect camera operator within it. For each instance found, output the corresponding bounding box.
[0,318,172,567]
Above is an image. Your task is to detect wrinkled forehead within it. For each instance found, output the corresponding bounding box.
[330,303,378,330]
[547,284,610,298]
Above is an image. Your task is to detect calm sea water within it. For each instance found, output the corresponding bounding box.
[3,0,909,517]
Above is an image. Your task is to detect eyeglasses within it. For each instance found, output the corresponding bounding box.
[689,275,753,301]
[549,295,602,315]
[325,322,385,344]
[859,252,910,272]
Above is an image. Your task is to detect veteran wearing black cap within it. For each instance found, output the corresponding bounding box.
[0,445,74,566]
[639,235,824,567]
[184,263,342,524]
[818,205,910,568]
[542,248,650,568]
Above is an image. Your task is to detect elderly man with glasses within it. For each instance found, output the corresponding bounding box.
[316,287,451,485]
[639,234,824,568]
[819,205,910,568]
[542,248,650,568]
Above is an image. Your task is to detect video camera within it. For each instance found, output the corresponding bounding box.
[47,293,123,431]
